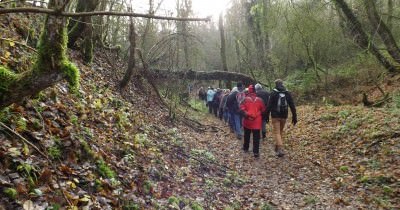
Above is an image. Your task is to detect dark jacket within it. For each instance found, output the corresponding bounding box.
[256,89,270,119]
[212,90,222,107]
[256,89,270,106]
[226,91,240,114]
[266,85,296,120]
[220,93,229,110]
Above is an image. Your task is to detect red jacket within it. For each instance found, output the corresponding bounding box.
[240,93,266,129]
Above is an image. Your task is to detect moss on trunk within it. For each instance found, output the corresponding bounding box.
[0,0,80,108]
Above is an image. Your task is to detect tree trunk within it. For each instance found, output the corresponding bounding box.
[386,0,393,30]
[119,19,136,89]
[219,13,231,88]
[334,0,398,72]
[0,0,78,108]
[141,0,154,54]
[364,0,400,65]
[68,0,98,48]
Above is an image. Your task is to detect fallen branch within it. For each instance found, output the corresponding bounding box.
[0,122,47,158]
[147,69,258,84]
[0,7,211,22]
[0,37,37,52]
[0,122,72,206]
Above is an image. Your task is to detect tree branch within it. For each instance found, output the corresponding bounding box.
[0,7,211,21]
[146,69,257,85]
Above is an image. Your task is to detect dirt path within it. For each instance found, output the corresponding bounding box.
[192,114,360,209]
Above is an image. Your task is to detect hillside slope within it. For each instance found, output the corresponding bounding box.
[1,12,399,210]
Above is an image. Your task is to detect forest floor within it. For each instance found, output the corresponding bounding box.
[178,104,399,209]
[1,12,399,210]
[0,50,399,209]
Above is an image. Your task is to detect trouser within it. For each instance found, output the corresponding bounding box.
[243,128,261,155]
[213,105,218,117]
[261,119,267,138]
[233,113,243,137]
[271,118,286,147]
[223,110,229,123]
[207,102,213,113]
[229,110,235,131]
[218,108,223,120]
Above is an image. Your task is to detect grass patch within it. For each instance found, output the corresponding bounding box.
[96,159,115,179]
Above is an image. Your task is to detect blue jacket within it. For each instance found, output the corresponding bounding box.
[207,89,216,102]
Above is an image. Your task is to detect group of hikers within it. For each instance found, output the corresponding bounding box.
[198,79,297,158]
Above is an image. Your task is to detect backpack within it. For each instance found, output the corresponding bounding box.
[236,91,246,106]
[276,91,288,114]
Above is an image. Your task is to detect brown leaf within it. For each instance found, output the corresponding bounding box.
[59,164,73,175]
[38,168,52,185]
[16,182,28,194]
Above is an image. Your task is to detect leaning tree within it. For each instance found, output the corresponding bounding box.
[0,0,258,108]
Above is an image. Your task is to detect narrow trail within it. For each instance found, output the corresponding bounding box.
[192,112,358,209]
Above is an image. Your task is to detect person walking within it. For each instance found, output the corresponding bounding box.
[255,83,270,139]
[226,83,245,139]
[212,88,222,117]
[198,87,206,102]
[240,85,266,158]
[206,87,216,114]
[220,89,230,123]
[266,79,297,157]
[226,87,237,132]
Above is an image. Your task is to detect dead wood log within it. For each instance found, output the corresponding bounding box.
[146,69,257,85]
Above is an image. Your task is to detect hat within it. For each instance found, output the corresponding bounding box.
[255,83,262,90]
[237,82,243,88]
[275,79,283,86]
[248,85,255,93]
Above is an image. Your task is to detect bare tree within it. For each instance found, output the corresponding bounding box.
[333,0,397,72]
[219,13,231,88]
[364,0,400,65]
[119,18,136,89]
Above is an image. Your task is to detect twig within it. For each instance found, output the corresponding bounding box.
[0,37,37,52]
[0,121,72,206]
[137,49,168,107]
[0,121,47,158]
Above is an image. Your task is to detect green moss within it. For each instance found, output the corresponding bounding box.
[35,16,80,93]
[80,139,97,160]
[48,145,61,160]
[143,180,153,194]
[0,66,19,91]
[0,107,11,123]
[16,116,27,131]
[3,188,17,199]
[191,202,204,210]
[339,165,349,172]
[168,196,179,204]
[96,159,115,179]
[61,59,80,93]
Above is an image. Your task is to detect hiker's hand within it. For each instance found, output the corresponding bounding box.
[292,118,297,126]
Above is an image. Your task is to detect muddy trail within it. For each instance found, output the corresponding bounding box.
[184,105,399,209]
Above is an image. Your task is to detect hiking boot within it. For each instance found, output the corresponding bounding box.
[262,132,266,139]
[274,145,279,153]
[236,134,242,140]
[254,153,260,158]
[276,147,285,157]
